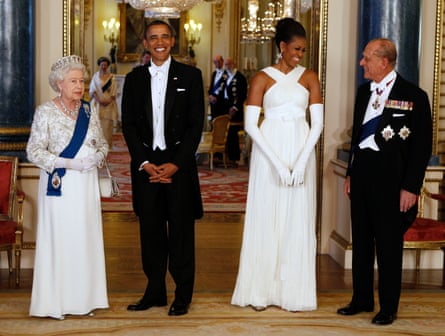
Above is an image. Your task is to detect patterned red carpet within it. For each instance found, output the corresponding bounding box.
[101,134,248,212]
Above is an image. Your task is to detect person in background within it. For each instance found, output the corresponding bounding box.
[231,18,323,312]
[122,20,205,317]
[27,55,109,320]
[135,50,151,68]
[337,38,432,325]
[89,56,119,146]
[223,57,247,167]
[208,54,227,120]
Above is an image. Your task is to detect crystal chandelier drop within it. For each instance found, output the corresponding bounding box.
[125,0,203,18]
[241,0,283,43]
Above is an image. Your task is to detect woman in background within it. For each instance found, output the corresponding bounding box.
[231,18,324,312]
[89,56,119,146]
[27,55,109,320]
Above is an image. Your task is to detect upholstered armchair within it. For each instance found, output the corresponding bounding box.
[404,186,445,282]
[0,155,25,286]
[196,114,231,170]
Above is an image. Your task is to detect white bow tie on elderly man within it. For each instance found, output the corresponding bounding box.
[370,81,383,92]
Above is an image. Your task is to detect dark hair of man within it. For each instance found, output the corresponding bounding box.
[144,19,176,39]
[370,38,397,67]
[274,18,306,49]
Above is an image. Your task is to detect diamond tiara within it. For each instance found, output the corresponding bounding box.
[51,55,83,71]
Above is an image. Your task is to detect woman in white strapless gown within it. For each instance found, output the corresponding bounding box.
[231,18,324,312]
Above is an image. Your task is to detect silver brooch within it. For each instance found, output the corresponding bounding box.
[381,125,395,141]
[51,171,61,189]
[398,125,411,140]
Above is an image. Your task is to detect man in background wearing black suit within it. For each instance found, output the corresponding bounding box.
[122,20,205,317]
[337,38,432,325]
[223,57,247,166]
[208,54,227,120]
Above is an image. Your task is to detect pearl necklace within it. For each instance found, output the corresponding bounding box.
[59,97,80,118]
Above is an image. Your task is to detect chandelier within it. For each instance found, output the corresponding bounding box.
[241,0,283,43]
[124,0,203,18]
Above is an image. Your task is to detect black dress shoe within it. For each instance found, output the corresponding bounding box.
[337,303,374,315]
[371,311,396,325]
[127,299,167,311]
[168,302,189,316]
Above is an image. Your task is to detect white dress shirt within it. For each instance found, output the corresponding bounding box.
[149,57,171,151]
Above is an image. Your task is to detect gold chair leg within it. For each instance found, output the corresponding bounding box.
[415,249,421,272]
[15,249,21,286]
[7,249,12,273]
[210,153,214,170]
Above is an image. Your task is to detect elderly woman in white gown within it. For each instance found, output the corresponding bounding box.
[27,55,109,320]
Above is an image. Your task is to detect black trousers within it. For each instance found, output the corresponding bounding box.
[226,124,241,161]
[137,149,196,305]
[349,148,405,314]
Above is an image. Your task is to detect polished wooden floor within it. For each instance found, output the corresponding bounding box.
[1,212,443,292]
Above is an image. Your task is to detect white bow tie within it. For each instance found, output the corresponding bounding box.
[370,81,382,92]
[149,64,166,77]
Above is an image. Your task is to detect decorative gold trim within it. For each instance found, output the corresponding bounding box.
[0,127,30,135]
[432,0,443,155]
[63,0,69,56]
[0,143,27,151]
[62,0,90,74]
[316,0,328,254]
[214,0,225,33]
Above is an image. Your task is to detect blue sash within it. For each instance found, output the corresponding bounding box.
[212,72,226,96]
[349,114,382,170]
[358,114,382,144]
[102,77,112,92]
[47,101,91,196]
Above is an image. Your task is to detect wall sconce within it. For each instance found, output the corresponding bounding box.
[102,18,120,66]
[102,17,120,46]
[184,19,202,58]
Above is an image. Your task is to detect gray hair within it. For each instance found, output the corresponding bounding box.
[48,55,88,93]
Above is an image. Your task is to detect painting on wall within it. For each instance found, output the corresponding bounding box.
[117,3,184,62]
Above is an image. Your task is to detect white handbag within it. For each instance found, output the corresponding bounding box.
[99,160,120,198]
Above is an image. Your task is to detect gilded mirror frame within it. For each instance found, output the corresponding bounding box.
[63,0,92,73]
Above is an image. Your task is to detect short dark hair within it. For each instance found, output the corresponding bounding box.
[144,19,176,39]
[275,18,306,49]
[97,56,111,66]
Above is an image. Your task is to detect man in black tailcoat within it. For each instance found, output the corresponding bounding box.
[122,20,204,317]
[337,38,432,325]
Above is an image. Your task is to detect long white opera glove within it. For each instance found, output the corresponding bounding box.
[291,103,324,186]
[245,105,291,185]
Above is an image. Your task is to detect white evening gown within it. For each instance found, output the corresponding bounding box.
[27,101,109,319]
[231,66,317,311]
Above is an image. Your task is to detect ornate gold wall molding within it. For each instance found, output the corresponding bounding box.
[214,0,225,33]
[432,0,443,155]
